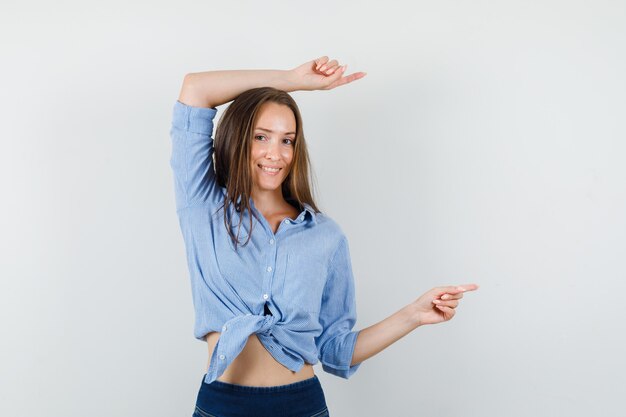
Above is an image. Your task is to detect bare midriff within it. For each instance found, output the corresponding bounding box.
[205,331,315,387]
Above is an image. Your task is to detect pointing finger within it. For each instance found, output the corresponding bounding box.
[436,284,479,298]
[457,284,480,292]
[324,67,368,90]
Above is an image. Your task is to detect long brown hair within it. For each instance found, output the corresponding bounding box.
[213,86,320,250]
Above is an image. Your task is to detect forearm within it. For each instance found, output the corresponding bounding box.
[178,69,300,108]
[350,304,421,366]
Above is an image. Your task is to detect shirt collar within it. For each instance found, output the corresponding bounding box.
[301,202,318,225]
[248,198,318,225]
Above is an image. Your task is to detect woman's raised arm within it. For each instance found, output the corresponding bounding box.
[178,55,367,108]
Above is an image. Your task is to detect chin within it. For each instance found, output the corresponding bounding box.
[257,181,284,191]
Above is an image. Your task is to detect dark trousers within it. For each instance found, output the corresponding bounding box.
[193,373,330,417]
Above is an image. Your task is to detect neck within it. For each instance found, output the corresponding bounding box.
[250,188,288,214]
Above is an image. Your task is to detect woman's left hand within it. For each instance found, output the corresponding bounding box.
[409,284,480,326]
[288,56,367,91]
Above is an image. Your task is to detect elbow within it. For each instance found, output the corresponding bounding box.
[318,330,362,379]
[180,73,199,94]
[182,72,197,86]
[177,74,211,108]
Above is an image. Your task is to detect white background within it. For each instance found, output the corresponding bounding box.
[1,1,625,416]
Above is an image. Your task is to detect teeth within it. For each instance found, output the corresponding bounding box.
[260,165,280,172]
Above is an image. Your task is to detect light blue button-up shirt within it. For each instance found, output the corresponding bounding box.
[169,100,362,385]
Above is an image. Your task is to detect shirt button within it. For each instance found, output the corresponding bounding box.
[284,219,289,224]
[219,354,225,360]
[266,266,272,272]
[269,239,275,244]
[222,325,227,331]
[263,293,269,300]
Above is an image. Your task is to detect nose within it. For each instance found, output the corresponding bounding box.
[265,143,280,160]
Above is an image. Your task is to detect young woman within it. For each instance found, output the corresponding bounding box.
[170,56,479,417]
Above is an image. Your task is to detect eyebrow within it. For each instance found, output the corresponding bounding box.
[255,127,296,135]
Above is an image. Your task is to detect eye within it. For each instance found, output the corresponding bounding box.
[283,138,294,145]
[254,135,266,141]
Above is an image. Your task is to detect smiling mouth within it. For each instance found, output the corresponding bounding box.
[258,164,282,175]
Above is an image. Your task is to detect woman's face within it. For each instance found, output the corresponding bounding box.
[250,102,297,193]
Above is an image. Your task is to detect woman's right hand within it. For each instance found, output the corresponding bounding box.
[409,284,480,326]
[288,56,367,91]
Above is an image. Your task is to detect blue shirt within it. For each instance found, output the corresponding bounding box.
[169,100,362,385]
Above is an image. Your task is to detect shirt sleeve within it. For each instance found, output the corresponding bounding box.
[169,100,224,211]
[315,236,362,379]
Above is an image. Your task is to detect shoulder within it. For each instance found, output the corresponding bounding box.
[313,211,345,237]
[313,212,349,258]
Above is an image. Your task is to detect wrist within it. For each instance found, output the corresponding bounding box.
[402,302,423,329]
[282,69,306,92]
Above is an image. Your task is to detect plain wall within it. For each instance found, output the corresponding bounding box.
[1,1,625,416]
